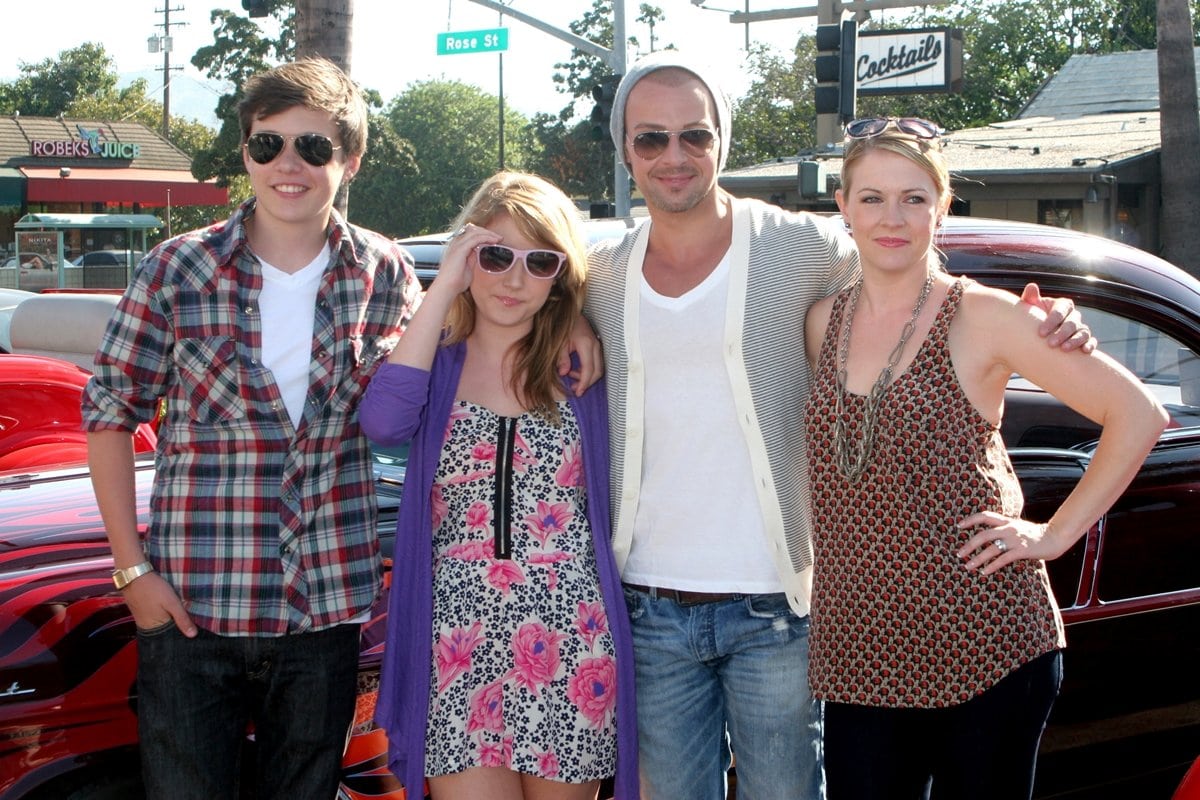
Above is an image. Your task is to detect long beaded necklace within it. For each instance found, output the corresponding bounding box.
[833,272,936,482]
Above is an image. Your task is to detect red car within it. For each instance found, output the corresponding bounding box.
[3,216,1199,799]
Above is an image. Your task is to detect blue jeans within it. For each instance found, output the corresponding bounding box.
[136,622,361,800]
[623,588,824,800]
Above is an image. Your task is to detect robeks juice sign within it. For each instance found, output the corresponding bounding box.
[29,124,140,159]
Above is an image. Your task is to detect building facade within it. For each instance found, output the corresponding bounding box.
[0,115,227,266]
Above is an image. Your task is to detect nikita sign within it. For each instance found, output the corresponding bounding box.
[855,28,964,95]
[437,28,509,55]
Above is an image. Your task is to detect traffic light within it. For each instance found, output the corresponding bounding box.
[590,75,621,151]
[814,20,857,121]
[242,0,269,18]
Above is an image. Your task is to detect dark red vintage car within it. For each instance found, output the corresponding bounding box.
[2,216,1199,799]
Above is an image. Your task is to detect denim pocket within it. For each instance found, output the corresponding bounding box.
[746,592,800,620]
[621,587,647,621]
[135,619,178,637]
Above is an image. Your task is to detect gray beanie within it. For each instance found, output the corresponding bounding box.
[609,50,733,174]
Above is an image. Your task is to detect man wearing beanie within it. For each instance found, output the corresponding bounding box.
[584,49,855,799]
[583,50,1088,800]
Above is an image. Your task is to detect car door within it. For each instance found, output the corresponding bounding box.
[998,299,1200,797]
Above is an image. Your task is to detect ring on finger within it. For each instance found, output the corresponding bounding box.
[993,538,1007,554]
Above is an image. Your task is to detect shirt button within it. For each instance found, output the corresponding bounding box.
[244,305,255,314]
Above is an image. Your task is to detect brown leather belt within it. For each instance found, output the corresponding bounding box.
[623,584,743,607]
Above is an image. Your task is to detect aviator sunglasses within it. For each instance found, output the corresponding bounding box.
[844,117,943,140]
[244,132,342,167]
[628,128,717,160]
[475,244,567,280]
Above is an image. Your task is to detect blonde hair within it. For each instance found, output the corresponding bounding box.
[841,129,951,207]
[443,171,589,419]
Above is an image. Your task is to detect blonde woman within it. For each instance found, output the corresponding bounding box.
[360,172,637,799]
[803,119,1167,799]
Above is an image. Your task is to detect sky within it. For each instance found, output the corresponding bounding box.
[0,1,824,128]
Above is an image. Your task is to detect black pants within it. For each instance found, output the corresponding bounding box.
[824,650,1063,800]
[137,623,362,800]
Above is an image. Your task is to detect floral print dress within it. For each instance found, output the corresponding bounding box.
[424,399,619,783]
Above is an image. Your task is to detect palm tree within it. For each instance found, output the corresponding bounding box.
[1157,0,1200,276]
[295,0,354,71]
[295,0,356,215]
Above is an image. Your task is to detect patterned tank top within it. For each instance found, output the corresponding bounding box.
[804,278,1066,708]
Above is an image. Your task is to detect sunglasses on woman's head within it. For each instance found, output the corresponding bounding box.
[844,117,943,140]
[475,244,567,280]
[628,128,717,160]
[244,132,342,167]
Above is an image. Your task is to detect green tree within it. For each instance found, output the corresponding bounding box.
[730,41,819,168]
[631,4,666,56]
[349,112,420,238]
[551,0,617,110]
[525,113,610,201]
[386,79,533,236]
[189,4,294,191]
[0,44,118,117]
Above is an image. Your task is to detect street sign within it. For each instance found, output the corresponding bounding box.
[437,28,509,55]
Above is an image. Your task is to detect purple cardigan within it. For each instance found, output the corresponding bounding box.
[358,343,639,799]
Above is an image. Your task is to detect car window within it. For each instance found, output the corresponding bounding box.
[371,441,409,469]
[1085,306,1194,391]
[1009,304,1200,434]
[1004,304,1200,603]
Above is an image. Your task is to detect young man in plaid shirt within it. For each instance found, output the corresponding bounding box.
[83,58,420,799]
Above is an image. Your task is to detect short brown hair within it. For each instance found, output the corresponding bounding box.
[238,57,368,156]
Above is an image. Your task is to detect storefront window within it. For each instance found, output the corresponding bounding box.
[1038,199,1083,230]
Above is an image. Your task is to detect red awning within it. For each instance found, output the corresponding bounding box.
[20,166,228,206]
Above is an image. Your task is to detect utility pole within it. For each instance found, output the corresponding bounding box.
[467,0,631,217]
[149,4,186,139]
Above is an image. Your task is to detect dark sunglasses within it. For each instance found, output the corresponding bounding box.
[244,132,342,167]
[628,128,717,160]
[475,244,566,280]
[844,117,943,140]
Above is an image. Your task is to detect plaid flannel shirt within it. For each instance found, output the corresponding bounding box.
[82,199,420,636]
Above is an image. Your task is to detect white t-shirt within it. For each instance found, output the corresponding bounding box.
[256,245,328,429]
[622,253,784,593]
